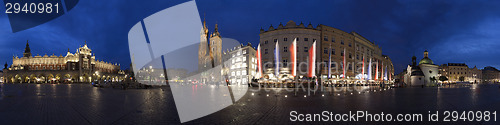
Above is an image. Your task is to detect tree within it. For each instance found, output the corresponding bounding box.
[439,76,448,83]
[459,76,465,82]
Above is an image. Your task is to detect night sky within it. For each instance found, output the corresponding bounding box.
[0,0,499,74]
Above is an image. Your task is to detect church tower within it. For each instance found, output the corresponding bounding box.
[209,23,222,67]
[23,40,31,58]
[198,19,210,70]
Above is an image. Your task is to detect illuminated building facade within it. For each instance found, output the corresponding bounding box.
[438,63,482,83]
[4,41,124,83]
[258,21,394,83]
[482,66,500,83]
[222,43,257,85]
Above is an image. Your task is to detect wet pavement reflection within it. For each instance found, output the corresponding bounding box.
[0,83,499,124]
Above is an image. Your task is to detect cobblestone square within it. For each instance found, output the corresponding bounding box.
[1,83,499,124]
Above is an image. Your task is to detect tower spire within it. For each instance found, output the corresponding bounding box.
[212,22,220,37]
[23,40,31,57]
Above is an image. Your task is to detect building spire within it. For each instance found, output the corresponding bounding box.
[212,22,220,37]
[23,40,32,57]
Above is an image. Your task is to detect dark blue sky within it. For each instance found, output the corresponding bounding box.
[1,0,499,73]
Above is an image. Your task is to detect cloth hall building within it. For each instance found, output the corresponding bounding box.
[4,41,124,83]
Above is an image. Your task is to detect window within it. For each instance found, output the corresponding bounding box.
[304,47,308,52]
[304,38,308,41]
[349,43,352,47]
[284,38,288,41]
[313,39,316,42]
[297,37,300,41]
[332,36,335,42]
[242,71,247,75]
[324,36,328,41]
[265,40,268,44]
[341,40,344,45]
[243,57,246,61]
[284,47,288,52]
[231,72,235,76]
[356,55,359,60]
[349,53,352,59]
[332,49,335,55]
[341,50,344,56]
[274,39,278,42]
[331,63,336,67]
[283,60,288,66]
[324,48,328,54]
[265,49,268,54]
[243,50,247,54]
